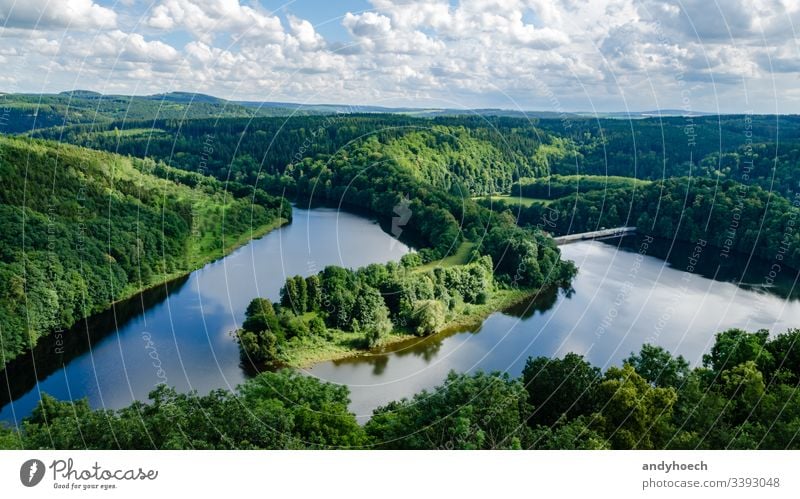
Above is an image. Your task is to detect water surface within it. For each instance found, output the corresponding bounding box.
[305,236,800,420]
[0,207,409,424]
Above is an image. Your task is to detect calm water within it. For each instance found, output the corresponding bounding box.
[0,207,409,424]
[305,236,800,420]
[3,211,799,425]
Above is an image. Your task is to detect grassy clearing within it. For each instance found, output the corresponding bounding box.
[473,194,552,207]
[187,217,289,269]
[93,128,167,138]
[414,241,476,272]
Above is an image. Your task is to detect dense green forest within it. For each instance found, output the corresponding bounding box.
[491,175,800,270]
[0,136,289,367]
[30,113,800,199]
[27,112,800,268]
[32,115,557,194]
[3,328,798,450]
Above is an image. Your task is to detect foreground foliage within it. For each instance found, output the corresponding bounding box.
[4,328,799,450]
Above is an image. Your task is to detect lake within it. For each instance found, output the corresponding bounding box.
[2,209,799,424]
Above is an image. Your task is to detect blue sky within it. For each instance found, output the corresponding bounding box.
[1,0,798,113]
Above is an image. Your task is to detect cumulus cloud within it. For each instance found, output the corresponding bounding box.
[0,0,117,30]
[1,0,799,112]
[286,15,325,51]
[146,0,284,43]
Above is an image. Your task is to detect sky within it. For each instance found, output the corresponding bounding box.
[0,0,798,113]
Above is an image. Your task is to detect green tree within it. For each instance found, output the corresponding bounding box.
[366,371,532,449]
[522,353,600,426]
[306,274,322,311]
[594,364,677,449]
[625,344,690,388]
[704,329,774,374]
[409,300,447,336]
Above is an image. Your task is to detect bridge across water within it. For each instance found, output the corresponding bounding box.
[553,227,637,245]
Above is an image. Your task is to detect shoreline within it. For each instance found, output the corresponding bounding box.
[0,217,290,372]
[288,286,545,369]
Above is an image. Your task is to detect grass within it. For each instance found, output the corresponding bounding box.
[414,241,476,272]
[93,128,166,138]
[187,217,289,269]
[473,194,552,207]
[283,285,539,368]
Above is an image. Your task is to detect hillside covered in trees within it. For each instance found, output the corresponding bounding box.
[30,113,800,200]
[490,175,800,270]
[3,328,798,450]
[0,136,289,367]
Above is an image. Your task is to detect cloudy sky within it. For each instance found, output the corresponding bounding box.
[0,0,798,112]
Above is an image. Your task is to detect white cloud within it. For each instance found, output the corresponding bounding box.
[1,0,799,112]
[0,0,117,29]
[286,15,325,51]
[146,0,284,43]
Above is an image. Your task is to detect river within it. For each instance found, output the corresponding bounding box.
[2,209,799,424]
[0,207,410,424]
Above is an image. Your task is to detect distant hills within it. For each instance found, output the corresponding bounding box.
[0,90,734,135]
[0,91,315,134]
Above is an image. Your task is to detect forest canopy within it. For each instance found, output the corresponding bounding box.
[0,136,288,367]
[3,328,798,450]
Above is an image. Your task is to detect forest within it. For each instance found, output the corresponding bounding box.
[0,136,289,367]
[491,175,800,270]
[3,328,798,450]
[0,91,307,134]
[30,113,800,200]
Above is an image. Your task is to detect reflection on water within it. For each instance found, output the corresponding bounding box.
[0,275,190,408]
[0,207,409,425]
[305,237,800,420]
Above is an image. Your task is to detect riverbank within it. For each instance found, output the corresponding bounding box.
[93,217,291,321]
[285,286,542,368]
[0,217,290,373]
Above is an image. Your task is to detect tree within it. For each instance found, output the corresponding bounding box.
[704,329,774,375]
[366,371,532,449]
[355,287,393,347]
[320,266,357,329]
[238,298,283,363]
[624,344,690,388]
[529,416,609,449]
[766,328,800,382]
[522,353,600,426]
[594,364,677,449]
[237,329,279,364]
[306,274,322,311]
[242,298,280,336]
[409,300,446,336]
[280,275,307,314]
